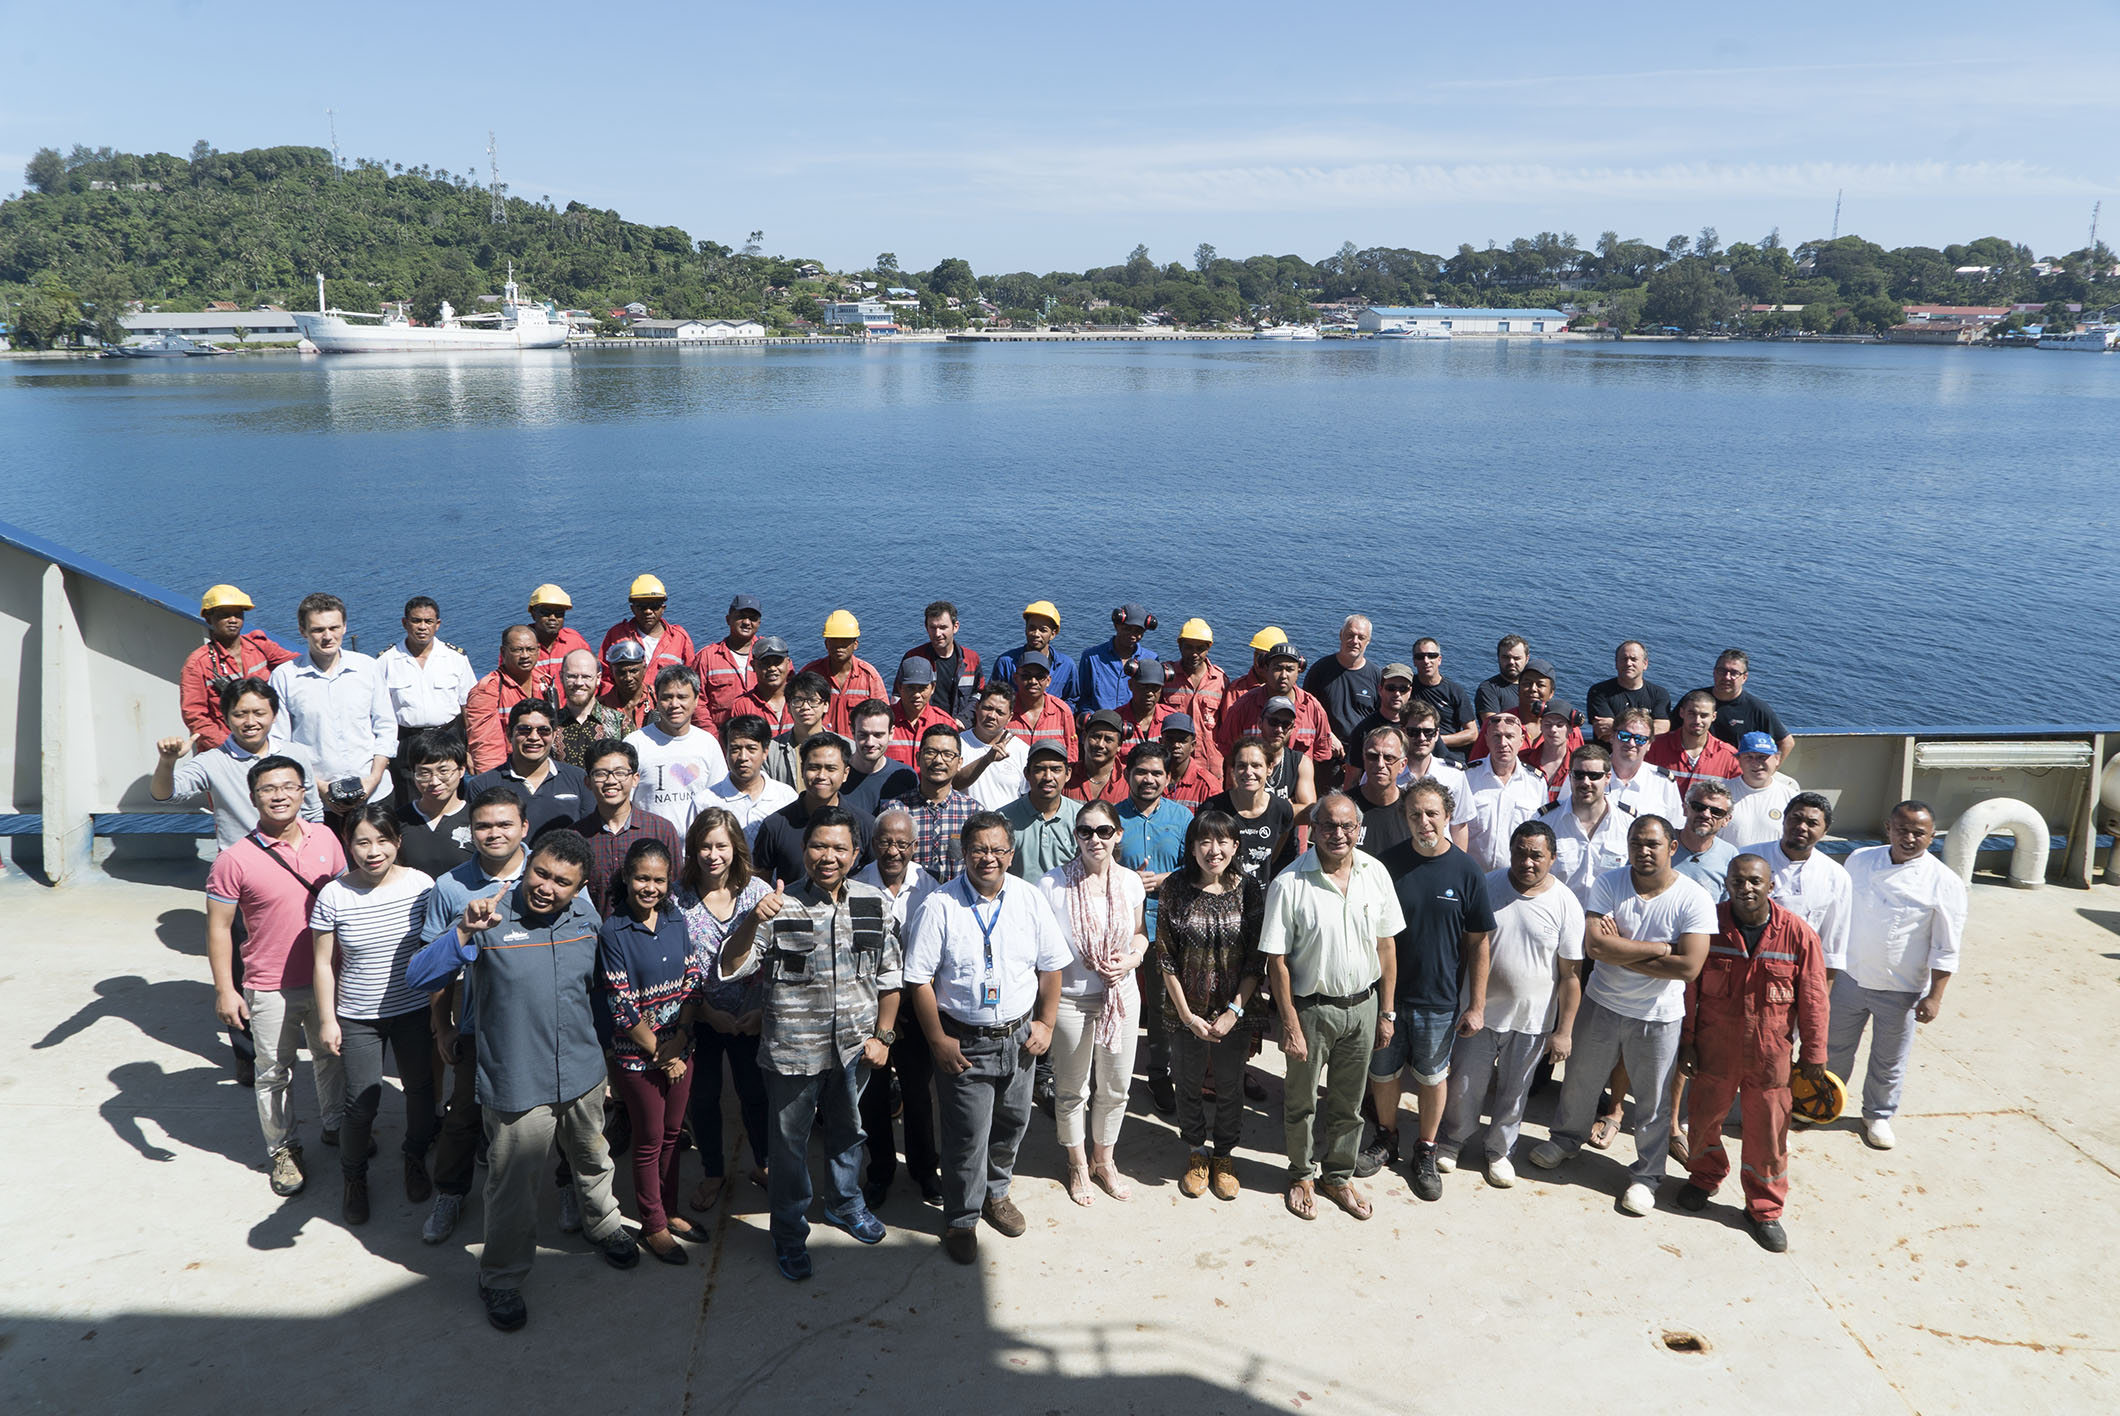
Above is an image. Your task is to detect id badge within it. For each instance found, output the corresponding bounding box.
[981,979,1001,1008]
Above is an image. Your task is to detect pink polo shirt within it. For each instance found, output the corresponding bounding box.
[204,822,348,990]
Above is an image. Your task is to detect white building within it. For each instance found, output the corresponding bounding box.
[1356,305,1566,335]
[629,318,766,340]
[118,309,304,345]
[822,301,897,332]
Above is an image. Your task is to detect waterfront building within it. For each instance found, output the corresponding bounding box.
[118,309,303,345]
[1356,305,1566,336]
[822,301,898,333]
[628,318,767,340]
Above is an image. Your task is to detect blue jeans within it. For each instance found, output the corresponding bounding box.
[688,1025,769,1179]
[763,1056,869,1249]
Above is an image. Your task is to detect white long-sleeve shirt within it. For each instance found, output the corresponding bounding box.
[270,651,398,800]
[1843,846,1966,993]
[1745,839,1854,971]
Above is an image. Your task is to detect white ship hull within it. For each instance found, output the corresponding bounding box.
[292,312,569,353]
[1375,326,1453,340]
[2035,327,2115,351]
[1254,325,1321,341]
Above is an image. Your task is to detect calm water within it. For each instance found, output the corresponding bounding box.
[4,339,2115,729]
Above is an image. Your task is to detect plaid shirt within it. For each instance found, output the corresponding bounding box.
[569,806,683,918]
[891,786,979,880]
[720,878,902,1074]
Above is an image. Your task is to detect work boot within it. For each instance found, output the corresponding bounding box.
[1676,1182,1712,1212]
[1179,1152,1212,1198]
[1209,1158,1241,1202]
[342,1175,370,1226]
[1749,1215,1789,1253]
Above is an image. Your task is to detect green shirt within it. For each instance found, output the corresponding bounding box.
[1002,794,1081,881]
[1257,847,1404,999]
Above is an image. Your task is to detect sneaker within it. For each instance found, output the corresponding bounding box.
[480,1284,527,1332]
[775,1245,814,1282]
[1864,1118,1897,1150]
[1676,1182,1712,1213]
[1408,1142,1443,1202]
[405,1154,432,1204]
[1179,1152,1212,1199]
[982,1194,1027,1237]
[943,1226,979,1265]
[821,1205,886,1245]
[1618,1182,1656,1216]
[1354,1130,1397,1179]
[1748,1215,1790,1253]
[268,1147,305,1197]
[1149,1075,1178,1116]
[557,1181,583,1233]
[594,1228,640,1269]
[1529,1140,1568,1171]
[1485,1157,1516,1189]
[422,1192,463,1244]
[1433,1148,1458,1174]
[342,1176,370,1226]
[1209,1157,1240,1201]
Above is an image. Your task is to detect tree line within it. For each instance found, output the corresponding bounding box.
[4,142,2114,348]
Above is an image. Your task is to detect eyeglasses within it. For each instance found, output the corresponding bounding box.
[411,766,462,783]
[587,768,636,782]
[1571,769,1608,781]
[1074,824,1120,841]
[1691,803,1731,819]
[966,844,1014,860]
[1316,821,1361,836]
[1364,752,1404,765]
[1615,731,1651,746]
[919,747,961,761]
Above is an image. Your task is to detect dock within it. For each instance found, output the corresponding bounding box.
[1,865,2112,1414]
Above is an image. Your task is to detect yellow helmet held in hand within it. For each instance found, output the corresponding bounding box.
[1250,626,1287,652]
[628,574,667,600]
[200,584,254,614]
[823,609,861,639]
[1790,1067,1848,1126]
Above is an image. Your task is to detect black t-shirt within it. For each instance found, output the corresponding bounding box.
[1356,788,1411,858]
[466,760,590,842]
[1374,840,1496,1013]
[1303,657,1381,747]
[841,763,917,818]
[1345,710,1403,766]
[1585,678,1673,728]
[1474,674,1520,721]
[396,799,474,878]
[752,797,876,885]
[1699,688,1789,748]
[1202,791,1295,886]
[1413,675,1478,765]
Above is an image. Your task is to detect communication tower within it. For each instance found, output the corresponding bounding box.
[488,131,506,224]
[1831,189,1842,240]
[327,109,341,173]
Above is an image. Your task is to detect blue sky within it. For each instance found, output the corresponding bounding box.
[6,1,2116,273]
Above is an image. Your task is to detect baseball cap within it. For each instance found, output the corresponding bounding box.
[528,583,572,610]
[753,635,791,662]
[728,594,762,615]
[1161,712,1197,737]
[1523,657,1557,682]
[1131,659,1169,685]
[1542,698,1576,722]
[896,658,936,686]
[1017,649,1053,674]
[628,574,667,600]
[200,584,253,614]
[1027,741,1068,765]
[1116,602,1150,629]
[1738,731,1779,755]
[605,639,647,665]
[1085,710,1124,735]
[1264,695,1297,719]
[1263,642,1300,665]
[1178,617,1214,644]
[1380,662,1416,685]
[1023,599,1062,626]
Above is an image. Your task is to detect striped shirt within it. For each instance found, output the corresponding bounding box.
[310,868,435,1019]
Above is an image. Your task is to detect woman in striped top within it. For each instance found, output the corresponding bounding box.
[312,804,438,1227]
[597,838,707,1263]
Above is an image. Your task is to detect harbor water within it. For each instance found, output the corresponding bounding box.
[4,337,2114,728]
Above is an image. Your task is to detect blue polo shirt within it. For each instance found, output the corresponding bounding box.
[992,643,1083,712]
[412,854,525,1033]
[1078,638,1159,714]
[1117,795,1192,938]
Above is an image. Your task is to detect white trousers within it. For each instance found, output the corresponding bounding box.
[1049,992,1139,1149]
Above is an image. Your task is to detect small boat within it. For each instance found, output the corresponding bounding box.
[1254,324,1321,341]
[2035,326,2115,351]
[1374,325,1453,340]
[292,265,567,354]
[104,333,227,358]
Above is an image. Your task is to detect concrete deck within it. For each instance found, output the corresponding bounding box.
[1,862,2114,1414]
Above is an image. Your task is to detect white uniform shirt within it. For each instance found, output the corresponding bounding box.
[1744,839,1854,971]
[1583,867,1717,1024]
[1724,772,1800,846]
[1463,760,1550,872]
[269,651,398,801]
[853,860,936,930]
[626,722,730,834]
[709,773,799,845]
[377,642,477,729]
[1843,846,1966,993]
[904,874,1071,1025]
[1541,800,1635,907]
[1479,868,1586,1034]
[960,727,1029,811]
[1607,762,1684,827]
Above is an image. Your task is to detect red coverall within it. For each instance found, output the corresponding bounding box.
[1683,900,1829,1220]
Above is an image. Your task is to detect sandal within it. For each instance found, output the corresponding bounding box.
[1091,1163,1133,1202]
[1588,1114,1622,1150]
[1317,1180,1373,1221]
[1284,1179,1319,1221]
[1065,1163,1097,1207]
[690,1176,724,1212]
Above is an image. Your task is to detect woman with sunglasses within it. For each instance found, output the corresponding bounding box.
[1604,706,1684,825]
[1036,798,1149,1204]
[1154,810,1264,1200]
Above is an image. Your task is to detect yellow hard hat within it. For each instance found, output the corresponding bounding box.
[529,583,572,610]
[1250,626,1287,652]
[1023,599,1061,627]
[1178,617,1214,644]
[1790,1068,1849,1126]
[628,574,667,600]
[200,584,254,614]
[823,609,861,639]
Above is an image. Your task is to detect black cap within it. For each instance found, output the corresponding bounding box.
[1027,741,1068,765]
[728,594,762,615]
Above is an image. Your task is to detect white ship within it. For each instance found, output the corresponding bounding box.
[1254,324,1321,341]
[292,267,567,353]
[1375,325,1453,340]
[2035,325,2115,351]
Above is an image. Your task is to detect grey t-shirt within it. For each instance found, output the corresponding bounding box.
[169,740,322,848]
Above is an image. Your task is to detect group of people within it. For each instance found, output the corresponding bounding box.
[159,579,1969,1330]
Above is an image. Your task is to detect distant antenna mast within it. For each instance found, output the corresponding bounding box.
[1831,189,1842,240]
[488,131,506,224]
[2090,200,2101,254]
[327,109,341,173]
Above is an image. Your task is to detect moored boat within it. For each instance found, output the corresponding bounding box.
[104,333,227,358]
[2035,325,2115,351]
[1254,324,1320,340]
[292,267,567,353]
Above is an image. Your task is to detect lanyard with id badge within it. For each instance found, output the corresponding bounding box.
[974,897,1003,1011]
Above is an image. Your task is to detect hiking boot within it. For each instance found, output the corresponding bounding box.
[422,1192,463,1244]
[268,1147,305,1197]
[1179,1152,1212,1198]
[480,1284,527,1332]
[1354,1129,1397,1179]
[342,1175,370,1225]
[1209,1157,1240,1201]
[1408,1141,1443,1202]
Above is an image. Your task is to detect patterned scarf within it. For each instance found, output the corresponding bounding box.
[1063,855,1135,1049]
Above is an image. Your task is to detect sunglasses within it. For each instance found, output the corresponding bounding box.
[1074,824,1120,841]
[1615,731,1651,746]
[514,724,554,736]
[1692,804,1731,819]
[1571,769,1608,781]
[1412,652,1440,660]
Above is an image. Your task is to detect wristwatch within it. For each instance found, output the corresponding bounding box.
[872,1028,897,1046]
[1381,1010,1399,1022]
[1222,1002,1245,1019]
